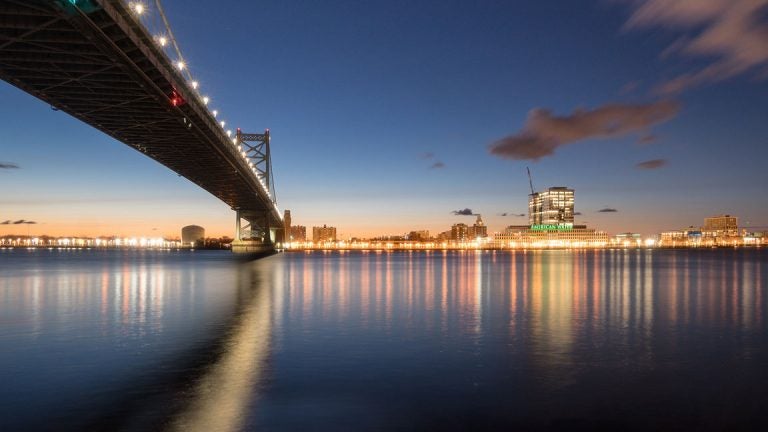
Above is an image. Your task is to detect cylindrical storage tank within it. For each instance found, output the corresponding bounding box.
[181,225,205,246]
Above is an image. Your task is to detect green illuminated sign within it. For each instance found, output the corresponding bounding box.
[531,223,573,231]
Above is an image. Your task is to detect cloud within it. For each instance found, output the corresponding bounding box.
[429,161,445,169]
[0,162,19,169]
[619,80,641,95]
[451,208,475,216]
[0,220,10,225]
[500,212,526,217]
[625,0,768,94]
[637,133,657,145]
[574,212,582,216]
[12,219,37,224]
[489,100,680,160]
[597,208,619,213]
[636,159,668,169]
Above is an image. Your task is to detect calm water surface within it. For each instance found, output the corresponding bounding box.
[1,248,767,431]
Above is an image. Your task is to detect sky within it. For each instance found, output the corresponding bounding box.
[1,0,767,238]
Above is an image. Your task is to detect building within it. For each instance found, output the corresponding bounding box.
[407,230,430,241]
[451,223,469,241]
[181,225,205,246]
[313,225,337,242]
[703,214,738,237]
[468,214,488,238]
[494,224,608,248]
[283,210,292,242]
[529,187,575,226]
[289,225,307,242]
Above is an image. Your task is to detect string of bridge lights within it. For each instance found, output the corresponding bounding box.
[125,1,274,202]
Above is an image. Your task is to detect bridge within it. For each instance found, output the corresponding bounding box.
[0,0,281,253]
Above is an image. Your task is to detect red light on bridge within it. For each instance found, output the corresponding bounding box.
[170,89,186,107]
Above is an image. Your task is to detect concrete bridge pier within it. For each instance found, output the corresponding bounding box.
[232,209,279,254]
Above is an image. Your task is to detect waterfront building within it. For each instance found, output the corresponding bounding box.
[451,223,469,241]
[181,225,205,246]
[283,210,292,242]
[468,215,488,238]
[529,187,575,225]
[612,232,642,247]
[702,214,739,240]
[494,224,608,248]
[407,230,430,241]
[313,225,337,242]
[289,225,307,242]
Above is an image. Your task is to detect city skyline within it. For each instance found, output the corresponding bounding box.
[2,0,768,238]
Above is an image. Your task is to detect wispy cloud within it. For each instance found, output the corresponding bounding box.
[489,100,680,160]
[625,0,768,94]
[6,219,37,224]
[619,80,641,95]
[574,212,582,216]
[421,152,446,169]
[451,208,476,216]
[597,208,618,213]
[430,161,445,169]
[500,212,526,217]
[636,159,668,169]
[0,162,19,169]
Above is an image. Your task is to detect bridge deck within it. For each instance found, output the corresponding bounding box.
[0,0,280,227]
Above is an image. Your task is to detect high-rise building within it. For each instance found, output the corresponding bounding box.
[468,214,488,238]
[529,186,575,226]
[283,210,291,240]
[313,225,337,242]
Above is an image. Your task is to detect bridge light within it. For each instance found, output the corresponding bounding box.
[220,121,226,128]
[169,89,185,107]
[202,96,210,105]
[212,110,218,117]
[176,60,185,70]
[191,80,199,89]
[131,2,145,15]
[226,130,232,137]
[157,36,168,47]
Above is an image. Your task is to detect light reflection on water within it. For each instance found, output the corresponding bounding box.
[1,248,767,431]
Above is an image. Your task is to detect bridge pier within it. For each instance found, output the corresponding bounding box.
[232,209,277,254]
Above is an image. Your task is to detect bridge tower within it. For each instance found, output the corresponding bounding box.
[232,129,282,253]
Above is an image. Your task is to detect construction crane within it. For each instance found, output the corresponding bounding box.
[526,167,535,195]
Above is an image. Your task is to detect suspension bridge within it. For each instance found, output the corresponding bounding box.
[0,0,280,253]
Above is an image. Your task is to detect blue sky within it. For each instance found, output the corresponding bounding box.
[1,0,767,238]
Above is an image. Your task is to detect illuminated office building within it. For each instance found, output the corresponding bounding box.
[529,187,575,226]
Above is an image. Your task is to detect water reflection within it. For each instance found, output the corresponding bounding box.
[170,259,274,432]
[262,249,767,430]
[0,250,275,431]
[2,249,767,431]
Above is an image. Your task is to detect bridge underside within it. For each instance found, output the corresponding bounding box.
[0,0,281,247]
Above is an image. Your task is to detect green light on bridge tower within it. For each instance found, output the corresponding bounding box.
[59,0,99,14]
